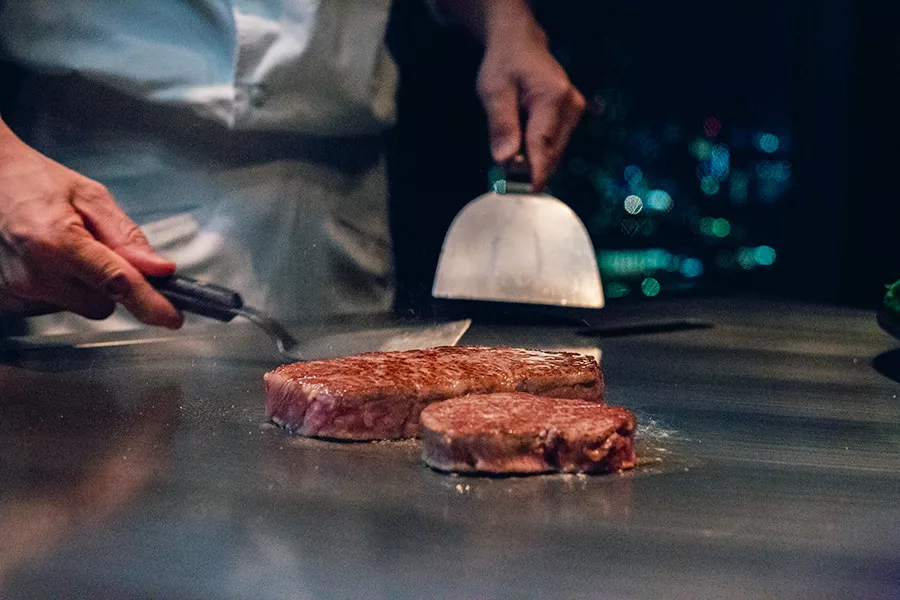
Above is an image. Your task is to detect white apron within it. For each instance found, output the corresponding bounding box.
[0,0,398,333]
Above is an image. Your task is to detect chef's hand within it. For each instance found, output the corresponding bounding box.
[478,11,585,191]
[437,0,586,191]
[0,120,183,328]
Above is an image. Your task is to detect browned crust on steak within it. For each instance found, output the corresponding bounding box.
[420,393,636,474]
[264,346,603,440]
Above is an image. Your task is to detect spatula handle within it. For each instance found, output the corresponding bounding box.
[504,153,531,184]
[502,153,534,194]
[148,275,243,322]
[4,274,244,323]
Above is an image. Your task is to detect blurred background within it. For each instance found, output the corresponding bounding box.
[387,0,900,316]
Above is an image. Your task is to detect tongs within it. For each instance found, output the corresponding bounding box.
[152,275,471,362]
[150,275,306,361]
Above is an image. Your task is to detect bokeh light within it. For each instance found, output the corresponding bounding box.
[754,245,777,265]
[690,138,712,161]
[734,246,778,269]
[624,194,643,214]
[624,165,643,185]
[711,218,731,238]
[700,177,720,195]
[703,117,722,138]
[600,249,671,276]
[757,133,780,153]
[557,54,790,300]
[679,258,704,278]
[756,161,792,181]
[736,248,756,269]
[592,169,615,195]
[729,170,749,204]
[605,282,631,298]
[641,277,661,297]
[646,189,674,212]
[710,144,730,178]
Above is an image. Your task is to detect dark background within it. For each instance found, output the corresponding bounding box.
[2,0,898,316]
[387,0,900,315]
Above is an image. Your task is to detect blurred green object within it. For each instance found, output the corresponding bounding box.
[884,280,900,313]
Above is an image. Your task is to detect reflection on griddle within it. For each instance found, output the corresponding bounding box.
[0,383,180,590]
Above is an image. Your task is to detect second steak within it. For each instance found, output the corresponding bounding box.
[421,393,637,475]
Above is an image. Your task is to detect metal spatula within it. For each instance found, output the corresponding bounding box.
[432,155,604,309]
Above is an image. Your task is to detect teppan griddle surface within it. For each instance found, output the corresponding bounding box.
[2,299,899,599]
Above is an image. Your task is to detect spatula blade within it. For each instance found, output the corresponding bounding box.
[433,191,604,308]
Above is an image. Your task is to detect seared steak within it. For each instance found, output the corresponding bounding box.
[265,346,603,440]
[420,393,636,474]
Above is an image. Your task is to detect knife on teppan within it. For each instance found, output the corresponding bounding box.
[149,275,472,361]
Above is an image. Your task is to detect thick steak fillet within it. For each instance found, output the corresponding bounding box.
[420,393,636,474]
[264,346,603,440]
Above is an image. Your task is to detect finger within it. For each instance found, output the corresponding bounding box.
[0,258,114,319]
[50,232,183,329]
[524,88,585,191]
[478,77,522,164]
[34,276,116,320]
[523,99,562,192]
[0,250,58,315]
[71,181,176,277]
[556,87,586,151]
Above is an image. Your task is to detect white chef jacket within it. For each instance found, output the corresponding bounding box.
[0,0,398,333]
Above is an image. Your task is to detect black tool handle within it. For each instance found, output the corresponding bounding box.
[149,274,244,322]
[503,152,532,186]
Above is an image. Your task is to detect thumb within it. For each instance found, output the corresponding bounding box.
[71,181,176,277]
